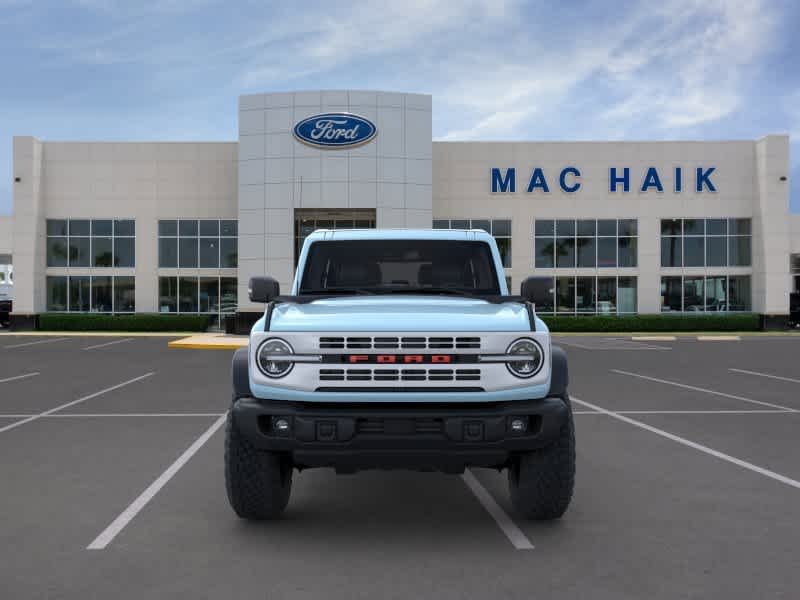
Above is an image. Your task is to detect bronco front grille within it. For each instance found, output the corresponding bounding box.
[318,368,481,382]
[318,336,481,350]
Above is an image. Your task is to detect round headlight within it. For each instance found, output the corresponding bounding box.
[506,338,543,378]
[256,338,294,378]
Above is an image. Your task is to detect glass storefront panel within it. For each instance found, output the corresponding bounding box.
[683,277,705,312]
[617,238,637,267]
[199,277,220,313]
[683,237,705,267]
[46,276,67,311]
[556,238,575,268]
[69,237,90,267]
[221,277,238,314]
[728,276,751,311]
[556,277,575,313]
[47,237,68,267]
[178,277,198,313]
[576,238,596,268]
[69,276,91,312]
[93,237,113,267]
[220,238,238,268]
[661,237,681,267]
[729,236,751,266]
[576,277,596,314]
[199,238,220,268]
[114,238,135,268]
[706,237,727,267]
[159,238,178,268]
[597,237,616,267]
[661,277,682,312]
[179,238,198,268]
[159,277,177,313]
[705,276,727,311]
[535,238,555,268]
[92,276,113,312]
[597,277,617,314]
[618,277,637,313]
[114,277,136,312]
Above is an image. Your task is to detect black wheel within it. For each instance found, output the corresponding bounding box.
[225,411,292,519]
[508,395,575,520]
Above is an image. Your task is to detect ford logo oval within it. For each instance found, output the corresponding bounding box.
[293,113,377,149]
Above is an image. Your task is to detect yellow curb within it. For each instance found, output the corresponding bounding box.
[631,336,677,341]
[697,335,741,341]
[168,335,248,350]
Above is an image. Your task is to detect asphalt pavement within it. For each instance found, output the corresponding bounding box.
[1,333,799,599]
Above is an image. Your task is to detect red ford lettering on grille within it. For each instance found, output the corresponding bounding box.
[346,355,453,364]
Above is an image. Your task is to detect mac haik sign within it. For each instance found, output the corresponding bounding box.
[490,167,717,194]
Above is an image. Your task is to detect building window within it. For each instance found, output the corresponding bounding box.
[534,219,637,269]
[46,219,135,268]
[660,275,751,312]
[531,276,637,315]
[792,254,800,293]
[295,209,377,266]
[158,276,237,327]
[433,218,512,268]
[46,276,135,312]
[661,218,751,267]
[158,219,238,269]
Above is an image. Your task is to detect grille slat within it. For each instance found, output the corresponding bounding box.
[322,368,480,383]
[319,335,481,350]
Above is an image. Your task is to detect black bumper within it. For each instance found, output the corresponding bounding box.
[231,397,569,473]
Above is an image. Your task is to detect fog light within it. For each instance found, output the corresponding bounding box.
[510,418,527,433]
[273,417,291,432]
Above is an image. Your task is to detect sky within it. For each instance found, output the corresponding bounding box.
[0,0,798,215]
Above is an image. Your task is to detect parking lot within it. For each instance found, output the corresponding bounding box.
[1,333,799,599]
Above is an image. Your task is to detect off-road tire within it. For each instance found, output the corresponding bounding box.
[225,411,292,519]
[508,395,575,520]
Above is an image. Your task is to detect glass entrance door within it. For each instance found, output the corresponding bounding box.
[293,209,376,265]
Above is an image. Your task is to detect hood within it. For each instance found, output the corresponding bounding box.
[267,296,535,332]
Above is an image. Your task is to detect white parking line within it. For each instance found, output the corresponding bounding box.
[461,469,534,550]
[4,337,69,349]
[0,412,226,418]
[0,372,40,384]
[729,368,800,385]
[87,413,227,550]
[0,373,155,434]
[574,409,797,415]
[610,369,796,412]
[557,340,670,351]
[83,338,134,351]
[572,395,800,491]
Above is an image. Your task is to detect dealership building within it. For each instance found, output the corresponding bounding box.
[1,89,799,330]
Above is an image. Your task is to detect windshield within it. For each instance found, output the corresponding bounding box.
[299,240,501,295]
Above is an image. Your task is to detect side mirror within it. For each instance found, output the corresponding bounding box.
[249,276,280,303]
[520,276,554,307]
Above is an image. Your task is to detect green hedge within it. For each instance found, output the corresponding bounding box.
[38,313,212,332]
[540,313,760,332]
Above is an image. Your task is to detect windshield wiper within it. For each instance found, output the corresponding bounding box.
[299,287,376,296]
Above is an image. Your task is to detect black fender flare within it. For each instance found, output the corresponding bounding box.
[548,345,569,397]
[231,346,251,400]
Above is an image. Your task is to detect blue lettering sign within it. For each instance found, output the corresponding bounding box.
[674,167,682,193]
[696,167,716,192]
[640,167,664,192]
[559,167,581,193]
[527,168,550,193]
[491,168,515,193]
[609,167,630,192]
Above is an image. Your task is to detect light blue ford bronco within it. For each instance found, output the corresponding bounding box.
[226,229,575,520]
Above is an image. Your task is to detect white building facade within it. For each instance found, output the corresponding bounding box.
[3,89,798,330]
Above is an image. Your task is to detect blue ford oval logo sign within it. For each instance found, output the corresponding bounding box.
[293,113,377,149]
